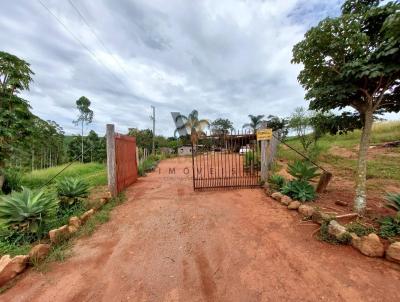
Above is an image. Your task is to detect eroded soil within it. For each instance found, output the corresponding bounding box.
[2,157,400,302]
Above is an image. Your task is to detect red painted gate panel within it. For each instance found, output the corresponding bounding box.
[115,134,137,193]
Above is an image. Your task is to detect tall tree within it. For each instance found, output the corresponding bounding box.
[292,0,400,214]
[288,107,314,151]
[210,118,234,135]
[73,96,93,162]
[0,51,34,188]
[242,114,265,133]
[174,110,209,145]
[128,128,153,151]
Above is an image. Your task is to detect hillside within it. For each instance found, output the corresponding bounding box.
[276,121,400,216]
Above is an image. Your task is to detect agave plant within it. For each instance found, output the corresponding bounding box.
[268,174,286,191]
[385,193,400,212]
[56,177,89,205]
[0,187,58,233]
[281,180,316,202]
[287,160,320,182]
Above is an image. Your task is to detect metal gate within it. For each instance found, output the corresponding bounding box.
[191,131,261,190]
[115,134,138,194]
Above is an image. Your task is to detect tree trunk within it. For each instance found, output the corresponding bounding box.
[81,120,84,163]
[354,109,374,215]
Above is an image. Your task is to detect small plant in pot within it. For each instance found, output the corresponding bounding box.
[56,177,89,206]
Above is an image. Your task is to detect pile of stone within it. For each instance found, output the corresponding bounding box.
[269,191,400,264]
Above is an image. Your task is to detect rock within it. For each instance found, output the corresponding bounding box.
[288,200,301,210]
[29,244,51,262]
[68,225,79,234]
[0,255,29,286]
[312,211,332,224]
[49,225,70,244]
[280,195,292,206]
[80,209,95,224]
[351,233,384,257]
[335,200,348,207]
[298,205,315,217]
[271,192,283,201]
[69,216,81,229]
[328,220,347,239]
[386,242,400,264]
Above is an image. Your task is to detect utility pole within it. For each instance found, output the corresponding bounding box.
[151,105,156,154]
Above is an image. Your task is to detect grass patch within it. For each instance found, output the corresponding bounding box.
[0,241,31,257]
[346,221,375,237]
[77,194,124,237]
[278,121,400,184]
[32,193,126,272]
[21,162,107,189]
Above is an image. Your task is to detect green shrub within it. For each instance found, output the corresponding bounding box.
[244,151,260,168]
[346,221,375,237]
[287,160,319,181]
[281,180,316,202]
[378,214,400,239]
[385,193,400,211]
[0,187,58,233]
[1,169,22,194]
[56,177,89,205]
[268,174,286,191]
[138,157,160,176]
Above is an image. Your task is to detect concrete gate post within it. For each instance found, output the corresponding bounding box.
[106,124,117,197]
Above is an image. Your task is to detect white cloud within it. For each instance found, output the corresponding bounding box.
[1,0,365,137]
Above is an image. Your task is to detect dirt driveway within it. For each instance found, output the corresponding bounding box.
[2,157,400,302]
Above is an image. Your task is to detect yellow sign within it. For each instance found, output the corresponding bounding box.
[257,128,272,141]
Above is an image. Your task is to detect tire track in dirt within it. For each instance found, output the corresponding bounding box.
[1,157,400,301]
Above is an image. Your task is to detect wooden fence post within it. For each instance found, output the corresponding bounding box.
[267,131,279,168]
[260,140,269,183]
[136,146,139,168]
[106,124,117,197]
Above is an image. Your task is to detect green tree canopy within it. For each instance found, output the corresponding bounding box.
[73,96,93,162]
[210,118,234,135]
[0,52,34,171]
[292,0,400,214]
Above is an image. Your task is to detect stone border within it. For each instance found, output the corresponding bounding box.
[269,191,400,264]
[0,193,112,287]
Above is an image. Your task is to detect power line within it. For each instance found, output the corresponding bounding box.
[67,0,130,77]
[37,0,128,91]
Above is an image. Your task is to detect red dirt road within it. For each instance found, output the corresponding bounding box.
[2,157,400,302]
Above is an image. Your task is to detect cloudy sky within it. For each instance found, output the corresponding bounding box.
[1,0,347,136]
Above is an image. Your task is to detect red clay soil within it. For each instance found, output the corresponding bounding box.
[2,157,400,302]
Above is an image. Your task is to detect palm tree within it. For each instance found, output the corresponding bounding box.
[242,114,265,133]
[175,110,209,145]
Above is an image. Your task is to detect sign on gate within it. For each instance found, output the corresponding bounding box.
[256,128,272,141]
